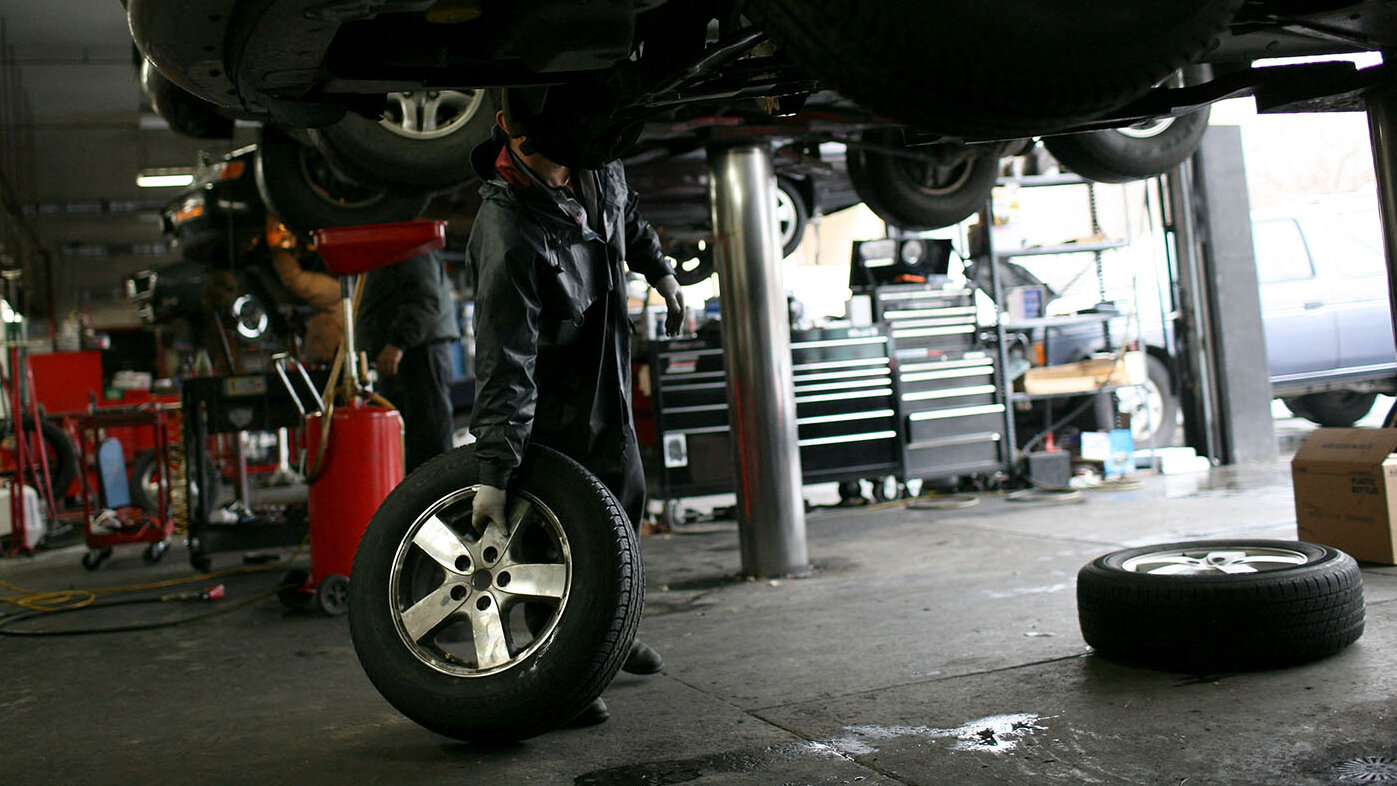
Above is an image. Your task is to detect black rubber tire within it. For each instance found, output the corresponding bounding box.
[775,176,809,257]
[1132,354,1178,447]
[670,244,716,287]
[255,126,432,237]
[316,574,351,616]
[847,134,1002,231]
[1045,107,1212,184]
[128,452,159,513]
[1078,540,1365,672]
[131,450,209,514]
[348,444,643,743]
[308,90,496,191]
[278,568,316,612]
[1284,390,1379,428]
[741,0,1242,138]
[6,418,79,500]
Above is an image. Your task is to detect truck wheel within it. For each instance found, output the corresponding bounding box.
[348,444,643,744]
[1119,354,1177,446]
[1078,540,1365,672]
[741,0,1241,137]
[1044,106,1211,184]
[1284,391,1378,428]
[847,133,1002,231]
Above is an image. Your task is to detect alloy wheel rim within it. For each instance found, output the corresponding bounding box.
[380,90,485,140]
[388,486,572,677]
[1121,546,1309,575]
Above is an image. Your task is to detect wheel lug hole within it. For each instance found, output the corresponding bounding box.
[476,596,491,611]
[455,555,471,572]
[450,585,467,601]
[483,547,499,563]
[497,571,511,588]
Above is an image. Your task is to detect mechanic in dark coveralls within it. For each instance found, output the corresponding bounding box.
[356,251,460,474]
[466,88,684,726]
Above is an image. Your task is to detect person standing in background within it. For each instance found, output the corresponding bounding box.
[356,250,460,474]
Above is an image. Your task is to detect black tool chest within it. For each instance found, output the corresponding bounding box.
[647,325,902,502]
[867,284,1011,480]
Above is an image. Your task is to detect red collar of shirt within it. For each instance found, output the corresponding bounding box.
[494,145,533,190]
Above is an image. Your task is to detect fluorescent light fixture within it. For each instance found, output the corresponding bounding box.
[136,167,195,188]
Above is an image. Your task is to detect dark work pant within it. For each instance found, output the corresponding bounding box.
[380,341,454,475]
[534,425,646,533]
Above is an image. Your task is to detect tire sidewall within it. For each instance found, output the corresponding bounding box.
[1044,108,1210,184]
[255,126,431,237]
[349,444,640,741]
[1086,539,1343,587]
[848,136,1001,230]
[309,91,496,190]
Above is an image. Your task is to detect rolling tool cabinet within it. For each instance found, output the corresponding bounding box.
[866,284,1013,483]
[646,325,903,510]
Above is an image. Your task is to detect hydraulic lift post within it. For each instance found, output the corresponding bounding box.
[705,141,809,577]
[1366,87,1397,380]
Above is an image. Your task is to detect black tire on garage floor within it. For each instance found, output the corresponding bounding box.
[308,89,496,191]
[6,418,78,500]
[1044,106,1211,184]
[348,444,643,743]
[847,133,1002,231]
[1077,540,1365,673]
[1283,390,1378,428]
[255,126,432,237]
[740,0,1241,138]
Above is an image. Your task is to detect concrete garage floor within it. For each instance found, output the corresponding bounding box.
[2,455,1395,785]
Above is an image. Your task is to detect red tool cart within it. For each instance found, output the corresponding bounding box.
[74,404,177,569]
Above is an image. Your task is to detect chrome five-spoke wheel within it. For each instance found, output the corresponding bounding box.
[391,487,572,677]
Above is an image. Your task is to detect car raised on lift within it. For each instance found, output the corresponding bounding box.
[128,1,1397,238]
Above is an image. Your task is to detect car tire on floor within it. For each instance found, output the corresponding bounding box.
[348,444,643,743]
[1077,539,1365,672]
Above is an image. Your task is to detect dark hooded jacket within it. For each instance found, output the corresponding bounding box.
[466,128,674,491]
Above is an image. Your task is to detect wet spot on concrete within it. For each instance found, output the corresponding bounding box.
[828,713,1048,756]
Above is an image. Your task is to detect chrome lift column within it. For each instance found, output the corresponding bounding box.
[706,141,809,577]
[1366,88,1397,373]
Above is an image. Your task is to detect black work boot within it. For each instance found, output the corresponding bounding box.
[622,639,664,675]
[567,696,609,727]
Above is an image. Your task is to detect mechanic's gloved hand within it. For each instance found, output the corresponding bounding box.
[656,274,685,337]
[472,485,507,532]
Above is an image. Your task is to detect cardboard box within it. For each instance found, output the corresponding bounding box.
[1019,351,1146,396]
[1291,428,1397,565]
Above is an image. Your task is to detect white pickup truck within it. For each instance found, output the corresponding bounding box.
[1253,199,1396,427]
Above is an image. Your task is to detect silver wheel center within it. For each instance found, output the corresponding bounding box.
[1121,547,1309,575]
[1116,116,1175,139]
[380,90,484,140]
[388,487,572,677]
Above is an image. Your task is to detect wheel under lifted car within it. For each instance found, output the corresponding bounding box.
[128,0,1396,233]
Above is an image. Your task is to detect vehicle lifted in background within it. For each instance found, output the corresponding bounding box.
[129,1,1397,237]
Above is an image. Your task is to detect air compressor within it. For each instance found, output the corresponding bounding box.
[275,220,447,614]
